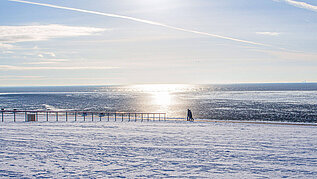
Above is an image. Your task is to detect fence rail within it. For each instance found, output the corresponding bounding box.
[0,109,166,122]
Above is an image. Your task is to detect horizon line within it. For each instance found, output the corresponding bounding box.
[0,82,316,88]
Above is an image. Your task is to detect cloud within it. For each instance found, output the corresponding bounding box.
[0,24,106,45]
[256,32,280,36]
[37,52,56,58]
[253,48,317,61]
[276,0,317,12]
[0,65,120,70]
[0,75,44,79]
[45,52,56,57]
[0,76,120,82]
[0,43,14,49]
[268,50,317,61]
[8,0,269,47]
[24,59,69,65]
[0,75,45,82]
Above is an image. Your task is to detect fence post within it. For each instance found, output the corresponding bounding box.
[13,109,16,122]
[25,112,27,122]
[122,113,124,122]
[36,112,38,121]
[108,113,110,121]
[135,113,137,122]
[1,109,4,122]
[141,113,143,122]
[75,112,77,121]
[92,113,94,121]
[66,112,68,121]
[46,112,49,121]
[115,113,116,121]
[128,113,130,122]
[56,112,58,121]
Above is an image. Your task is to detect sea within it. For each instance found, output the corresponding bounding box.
[0,83,317,122]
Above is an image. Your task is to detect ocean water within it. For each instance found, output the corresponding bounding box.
[0,83,317,122]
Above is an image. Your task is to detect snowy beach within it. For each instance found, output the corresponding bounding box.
[1,121,316,178]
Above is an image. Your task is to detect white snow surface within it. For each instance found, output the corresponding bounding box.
[0,121,317,178]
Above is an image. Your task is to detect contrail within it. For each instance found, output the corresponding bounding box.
[277,0,317,12]
[9,0,269,47]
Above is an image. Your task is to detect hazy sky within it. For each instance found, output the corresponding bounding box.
[0,0,316,86]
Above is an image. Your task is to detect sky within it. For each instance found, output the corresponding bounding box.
[0,0,316,86]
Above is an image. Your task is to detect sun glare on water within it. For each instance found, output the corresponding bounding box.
[153,92,171,106]
[129,84,190,108]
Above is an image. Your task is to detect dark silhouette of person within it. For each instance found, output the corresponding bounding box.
[187,109,194,121]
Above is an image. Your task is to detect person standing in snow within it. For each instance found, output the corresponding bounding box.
[187,109,194,121]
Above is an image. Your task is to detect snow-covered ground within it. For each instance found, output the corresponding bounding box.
[0,121,317,178]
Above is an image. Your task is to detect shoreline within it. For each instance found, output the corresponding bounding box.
[196,119,317,126]
[168,118,317,126]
